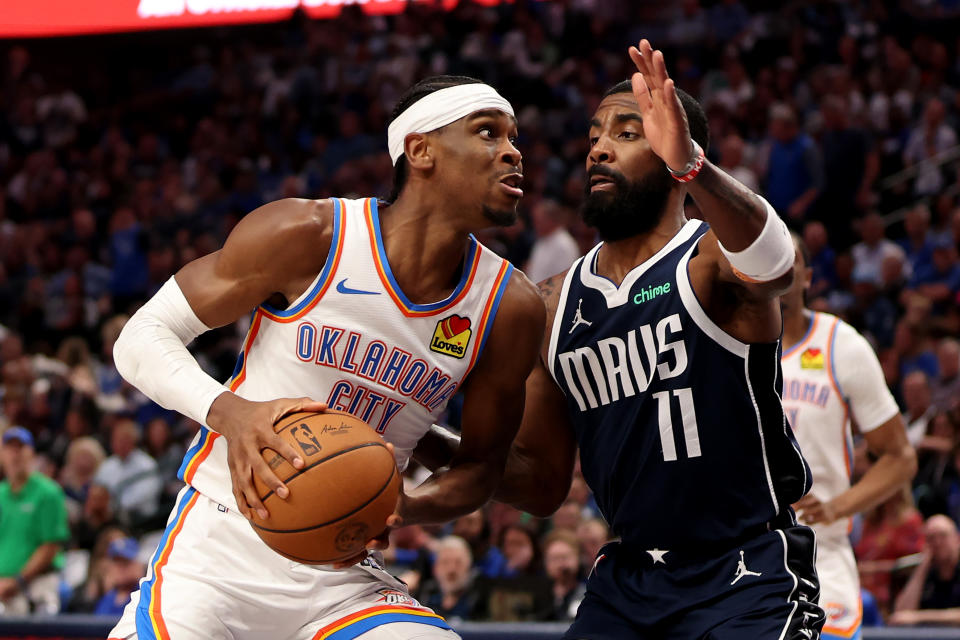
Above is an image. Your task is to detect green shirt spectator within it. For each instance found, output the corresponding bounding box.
[0,427,70,614]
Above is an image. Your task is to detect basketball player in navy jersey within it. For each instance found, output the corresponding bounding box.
[105,76,546,640]
[424,41,825,638]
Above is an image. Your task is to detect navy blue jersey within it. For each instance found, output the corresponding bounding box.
[548,220,810,550]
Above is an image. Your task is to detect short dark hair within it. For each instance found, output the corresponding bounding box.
[387,75,485,202]
[602,80,710,154]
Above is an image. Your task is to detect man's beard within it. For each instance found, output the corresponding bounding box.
[580,164,673,241]
[482,204,518,227]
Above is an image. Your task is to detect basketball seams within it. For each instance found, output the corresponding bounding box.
[257,441,388,502]
[252,460,397,534]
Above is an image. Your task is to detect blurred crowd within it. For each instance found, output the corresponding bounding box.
[3,0,960,626]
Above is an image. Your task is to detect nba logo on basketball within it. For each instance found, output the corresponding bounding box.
[800,348,824,369]
[430,314,472,359]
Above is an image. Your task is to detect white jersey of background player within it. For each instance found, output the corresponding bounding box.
[105,77,544,640]
[780,236,915,640]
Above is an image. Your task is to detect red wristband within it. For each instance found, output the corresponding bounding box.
[668,140,705,183]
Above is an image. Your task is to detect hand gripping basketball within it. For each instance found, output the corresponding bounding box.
[206,393,327,520]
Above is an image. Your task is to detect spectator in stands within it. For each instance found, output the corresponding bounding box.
[58,436,106,526]
[717,133,758,192]
[764,102,823,222]
[419,536,480,622]
[499,524,541,577]
[802,221,837,300]
[856,485,925,614]
[549,500,583,533]
[891,515,960,625]
[903,371,938,447]
[142,416,184,511]
[71,484,116,552]
[903,98,958,197]
[905,235,960,310]
[852,212,908,287]
[542,530,585,622]
[0,427,69,615]
[576,518,610,570]
[912,412,959,519]
[92,419,161,528]
[451,509,507,579]
[92,537,144,617]
[899,204,937,279]
[524,199,580,283]
[816,94,877,224]
[932,338,960,412]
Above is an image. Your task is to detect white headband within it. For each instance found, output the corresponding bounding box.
[387,84,515,164]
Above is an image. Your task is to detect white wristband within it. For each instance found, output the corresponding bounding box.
[718,197,794,283]
[113,277,229,428]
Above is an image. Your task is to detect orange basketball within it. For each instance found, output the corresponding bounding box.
[250,411,400,565]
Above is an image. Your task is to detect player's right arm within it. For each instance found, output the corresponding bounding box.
[413,271,579,516]
[113,198,334,519]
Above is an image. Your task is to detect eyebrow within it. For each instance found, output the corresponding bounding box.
[469,109,518,125]
[588,113,644,129]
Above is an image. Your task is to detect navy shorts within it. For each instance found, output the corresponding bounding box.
[564,525,825,640]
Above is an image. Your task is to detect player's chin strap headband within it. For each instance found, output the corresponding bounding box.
[387,84,515,165]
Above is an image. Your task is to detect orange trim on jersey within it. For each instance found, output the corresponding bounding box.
[258,199,346,323]
[365,198,481,317]
[782,313,820,359]
[822,599,863,638]
[311,605,447,639]
[183,431,219,485]
[227,309,264,392]
[462,260,511,377]
[824,316,843,399]
[148,490,200,640]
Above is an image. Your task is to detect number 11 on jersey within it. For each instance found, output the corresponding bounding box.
[653,388,702,461]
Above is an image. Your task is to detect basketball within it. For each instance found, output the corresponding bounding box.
[249,411,400,565]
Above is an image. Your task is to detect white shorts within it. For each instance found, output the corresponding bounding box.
[108,486,459,640]
[816,536,862,640]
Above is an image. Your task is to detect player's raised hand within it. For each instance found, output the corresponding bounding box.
[207,393,327,520]
[628,39,694,173]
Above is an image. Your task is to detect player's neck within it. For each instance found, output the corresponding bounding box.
[378,193,476,303]
[595,212,685,286]
[782,308,813,350]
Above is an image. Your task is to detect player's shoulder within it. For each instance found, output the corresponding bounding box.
[534,268,571,329]
[496,267,547,333]
[244,198,335,241]
[224,198,336,262]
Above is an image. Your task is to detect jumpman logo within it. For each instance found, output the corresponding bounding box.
[569,298,593,334]
[730,550,762,585]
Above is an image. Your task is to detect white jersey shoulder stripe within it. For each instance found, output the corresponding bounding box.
[258,198,347,323]
[364,197,482,317]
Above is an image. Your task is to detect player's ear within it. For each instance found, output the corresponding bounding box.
[404,133,434,172]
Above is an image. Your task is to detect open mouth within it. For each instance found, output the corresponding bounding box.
[590,175,615,192]
[499,173,524,198]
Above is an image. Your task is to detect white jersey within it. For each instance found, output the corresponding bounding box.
[177,197,513,511]
[781,311,899,638]
[781,311,899,541]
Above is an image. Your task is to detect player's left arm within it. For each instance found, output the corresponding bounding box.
[629,39,793,343]
[795,324,917,525]
[396,271,546,526]
[890,608,960,626]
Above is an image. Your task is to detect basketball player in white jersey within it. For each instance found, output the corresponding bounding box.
[781,235,916,640]
[105,76,545,640]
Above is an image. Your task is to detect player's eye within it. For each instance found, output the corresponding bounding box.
[478,126,494,138]
[589,136,599,146]
[620,131,638,140]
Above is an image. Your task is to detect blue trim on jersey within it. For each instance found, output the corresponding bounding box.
[259,199,342,317]
[782,313,816,358]
[135,486,197,639]
[822,628,861,640]
[326,612,452,640]
[477,263,514,357]
[176,428,211,482]
[589,248,619,287]
[369,198,479,311]
[828,319,846,399]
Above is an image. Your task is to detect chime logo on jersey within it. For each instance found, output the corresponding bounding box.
[430,314,472,359]
[800,348,824,370]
